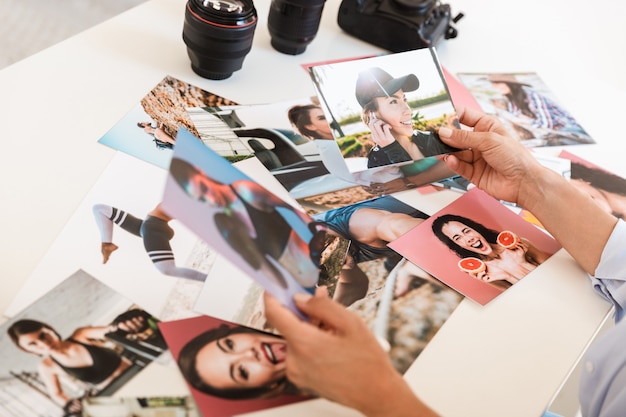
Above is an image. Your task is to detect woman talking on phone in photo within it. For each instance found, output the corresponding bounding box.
[355,67,457,168]
[354,67,457,195]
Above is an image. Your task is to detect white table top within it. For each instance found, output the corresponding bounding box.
[1,0,624,415]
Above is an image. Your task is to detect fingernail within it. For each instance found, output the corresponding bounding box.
[438,127,452,138]
[294,292,312,303]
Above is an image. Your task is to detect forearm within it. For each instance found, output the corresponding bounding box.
[519,167,618,274]
[42,374,71,406]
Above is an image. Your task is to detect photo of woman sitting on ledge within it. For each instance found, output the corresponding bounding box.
[7,309,154,416]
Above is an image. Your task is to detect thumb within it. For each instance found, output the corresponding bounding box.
[438,124,478,151]
[440,106,510,151]
[293,291,360,334]
[263,292,308,340]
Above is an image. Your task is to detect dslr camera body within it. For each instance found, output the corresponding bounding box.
[337,0,462,52]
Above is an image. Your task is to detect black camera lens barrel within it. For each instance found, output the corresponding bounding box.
[183,0,258,80]
[267,0,326,55]
[393,0,435,14]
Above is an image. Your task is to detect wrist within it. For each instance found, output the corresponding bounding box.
[517,166,565,213]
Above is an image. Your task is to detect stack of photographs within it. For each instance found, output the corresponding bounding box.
[4,48,606,417]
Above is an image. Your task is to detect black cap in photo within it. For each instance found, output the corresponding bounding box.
[355,67,419,107]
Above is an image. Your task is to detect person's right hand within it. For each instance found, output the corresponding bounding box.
[437,106,547,207]
[264,289,439,417]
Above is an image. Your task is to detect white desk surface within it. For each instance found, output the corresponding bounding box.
[2,0,625,416]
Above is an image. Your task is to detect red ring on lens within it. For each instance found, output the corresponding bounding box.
[186,3,258,28]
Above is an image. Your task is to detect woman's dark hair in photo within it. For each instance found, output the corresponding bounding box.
[287,104,320,139]
[169,157,226,195]
[570,161,626,197]
[7,319,61,352]
[177,324,291,400]
[431,214,500,259]
[500,82,534,118]
[169,157,198,189]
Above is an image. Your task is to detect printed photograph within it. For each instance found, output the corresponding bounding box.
[194,194,464,374]
[4,152,208,322]
[186,98,349,198]
[159,315,310,417]
[162,129,325,317]
[188,98,455,209]
[389,188,562,305]
[98,75,237,169]
[0,270,167,417]
[559,150,626,220]
[308,48,460,174]
[457,72,594,146]
[81,396,198,417]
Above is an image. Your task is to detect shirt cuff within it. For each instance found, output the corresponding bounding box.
[595,220,626,278]
[591,220,626,322]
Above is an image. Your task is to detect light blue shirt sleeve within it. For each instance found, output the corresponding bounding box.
[589,219,626,322]
[579,219,626,417]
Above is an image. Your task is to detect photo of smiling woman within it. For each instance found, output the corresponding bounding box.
[389,188,561,305]
[160,316,308,417]
[177,325,297,401]
[431,214,551,289]
[353,67,458,195]
[356,67,457,168]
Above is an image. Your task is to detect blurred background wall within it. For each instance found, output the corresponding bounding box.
[0,0,146,69]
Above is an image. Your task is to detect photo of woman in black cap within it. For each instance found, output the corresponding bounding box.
[355,67,458,168]
[307,49,461,194]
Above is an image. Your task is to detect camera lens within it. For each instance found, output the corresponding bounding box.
[183,0,258,80]
[392,0,434,14]
[267,0,326,55]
